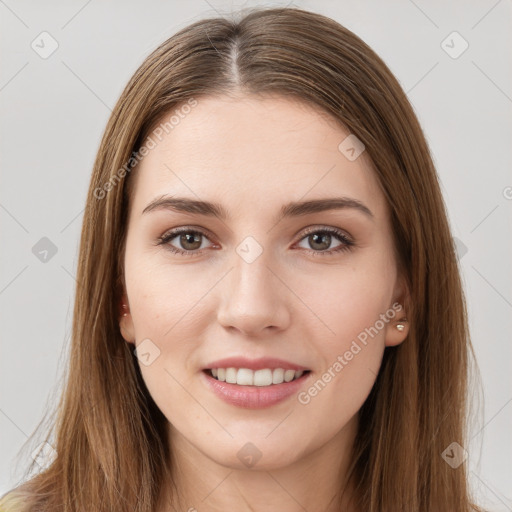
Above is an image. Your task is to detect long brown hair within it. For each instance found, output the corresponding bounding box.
[1,7,483,511]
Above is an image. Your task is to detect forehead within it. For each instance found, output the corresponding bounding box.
[129,94,386,218]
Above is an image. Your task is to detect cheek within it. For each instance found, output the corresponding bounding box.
[123,254,213,394]
[293,256,393,411]
[125,251,207,335]
[125,264,202,424]
[295,287,388,436]
[295,252,395,344]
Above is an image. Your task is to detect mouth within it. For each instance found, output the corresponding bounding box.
[203,368,311,387]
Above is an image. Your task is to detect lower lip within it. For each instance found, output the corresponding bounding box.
[201,370,311,409]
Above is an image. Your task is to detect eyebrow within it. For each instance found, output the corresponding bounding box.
[142,195,374,221]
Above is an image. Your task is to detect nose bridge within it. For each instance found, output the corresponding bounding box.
[217,238,289,334]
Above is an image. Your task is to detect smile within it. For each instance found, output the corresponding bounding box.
[201,368,312,409]
[206,367,310,386]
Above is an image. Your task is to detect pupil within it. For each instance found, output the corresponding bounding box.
[311,233,330,250]
[181,232,201,250]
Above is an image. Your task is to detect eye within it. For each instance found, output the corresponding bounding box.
[295,226,354,256]
[157,226,354,257]
[157,228,214,257]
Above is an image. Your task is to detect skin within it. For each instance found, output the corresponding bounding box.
[119,93,410,512]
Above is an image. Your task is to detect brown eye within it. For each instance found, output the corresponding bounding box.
[177,232,203,251]
[296,227,354,256]
[307,232,333,251]
[158,228,213,256]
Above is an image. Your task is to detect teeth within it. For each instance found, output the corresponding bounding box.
[238,368,255,385]
[284,369,296,382]
[209,367,306,386]
[272,368,284,384]
[225,367,237,384]
[254,369,272,386]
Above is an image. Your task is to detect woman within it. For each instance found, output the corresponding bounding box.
[0,6,484,511]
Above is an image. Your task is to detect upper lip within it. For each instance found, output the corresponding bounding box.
[203,357,309,372]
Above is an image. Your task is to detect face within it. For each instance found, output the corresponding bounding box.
[119,93,409,471]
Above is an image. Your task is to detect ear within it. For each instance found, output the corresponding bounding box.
[119,292,136,345]
[384,274,411,348]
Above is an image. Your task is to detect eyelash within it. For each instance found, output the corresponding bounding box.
[156,226,355,258]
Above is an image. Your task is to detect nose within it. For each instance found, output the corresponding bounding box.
[216,250,291,337]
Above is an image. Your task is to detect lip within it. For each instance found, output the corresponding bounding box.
[203,356,309,372]
[201,369,311,409]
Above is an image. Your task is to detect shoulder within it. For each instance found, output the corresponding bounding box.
[0,491,27,512]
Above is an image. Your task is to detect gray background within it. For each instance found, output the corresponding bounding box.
[1,0,511,509]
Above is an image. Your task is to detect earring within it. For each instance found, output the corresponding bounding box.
[396,317,407,332]
[121,303,129,317]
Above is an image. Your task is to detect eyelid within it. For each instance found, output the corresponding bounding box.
[298,225,353,243]
[157,225,216,244]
